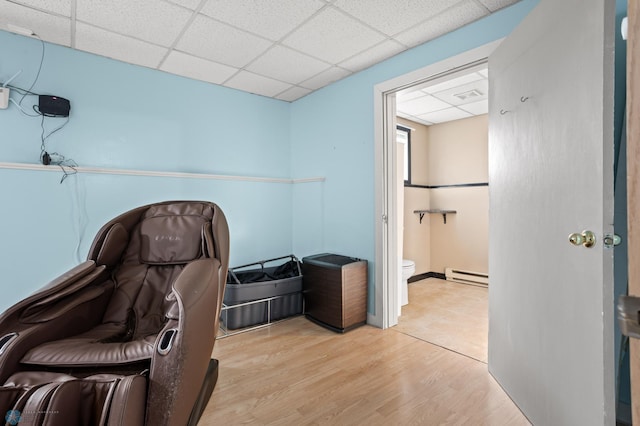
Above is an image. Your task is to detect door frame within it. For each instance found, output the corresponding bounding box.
[370,40,502,328]
[627,0,640,420]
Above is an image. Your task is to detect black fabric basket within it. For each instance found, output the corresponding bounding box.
[222,255,303,329]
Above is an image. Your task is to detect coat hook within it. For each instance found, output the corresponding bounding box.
[500,109,509,115]
[520,96,529,102]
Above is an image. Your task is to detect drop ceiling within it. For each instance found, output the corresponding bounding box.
[397,66,488,125]
[0,0,518,102]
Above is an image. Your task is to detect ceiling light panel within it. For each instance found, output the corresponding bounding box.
[201,0,325,41]
[8,0,72,17]
[332,0,452,36]
[177,14,273,68]
[282,7,386,63]
[431,80,488,106]
[246,45,330,84]
[395,0,487,47]
[76,0,192,47]
[339,39,405,73]
[0,2,70,45]
[75,22,168,68]
[160,51,238,85]
[225,71,292,98]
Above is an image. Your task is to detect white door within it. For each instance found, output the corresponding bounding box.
[488,0,615,424]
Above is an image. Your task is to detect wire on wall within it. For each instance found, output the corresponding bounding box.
[19,34,44,111]
[2,34,77,182]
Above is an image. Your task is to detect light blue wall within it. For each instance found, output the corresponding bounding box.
[0,31,293,311]
[0,1,559,317]
[290,0,539,312]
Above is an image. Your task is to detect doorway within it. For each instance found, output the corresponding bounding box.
[393,64,490,361]
[372,41,500,329]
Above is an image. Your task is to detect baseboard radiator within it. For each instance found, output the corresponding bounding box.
[444,268,489,287]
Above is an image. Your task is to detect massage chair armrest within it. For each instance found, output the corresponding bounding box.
[0,261,98,326]
[0,263,114,382]
[147,258,222,426]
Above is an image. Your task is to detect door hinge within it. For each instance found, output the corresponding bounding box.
[618,295,640,339]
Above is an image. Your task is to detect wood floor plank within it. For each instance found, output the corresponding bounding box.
[201,314,528,425]
[396,279,488,362]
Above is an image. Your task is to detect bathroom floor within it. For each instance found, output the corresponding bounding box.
[395,278,488,363]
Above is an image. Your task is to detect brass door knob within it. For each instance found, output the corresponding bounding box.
[568,230,596,248]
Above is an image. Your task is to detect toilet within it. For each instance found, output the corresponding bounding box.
[400,259,416,306]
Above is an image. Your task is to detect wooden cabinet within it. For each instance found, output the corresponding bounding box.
[302,254,367,333]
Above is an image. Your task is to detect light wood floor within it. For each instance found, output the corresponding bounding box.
[201,280,528,425]
[396,278,488,363]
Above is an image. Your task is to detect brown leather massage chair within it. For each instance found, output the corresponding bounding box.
[0,201,229,425]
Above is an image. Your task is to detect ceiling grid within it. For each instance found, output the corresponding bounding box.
[0,0,518,103]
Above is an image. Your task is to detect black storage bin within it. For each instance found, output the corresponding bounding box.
[221,255,303,330]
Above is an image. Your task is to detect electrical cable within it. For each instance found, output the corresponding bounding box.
[18,34,44,111]
[3,33,78,182]
[5,84,38,96]
[39,112,70,164]
[67,173,88,262]
[8,98,40,117]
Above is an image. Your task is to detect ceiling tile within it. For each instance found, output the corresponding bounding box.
[396,94,450,117]
[75,22,168,68]
[300,66,351,90]
[201,0,325,41]
[7,0,71,17]
[160,50,238,84]
[177,14,272,67]
[224,71,292,97]
[477,0,520,12]
[333,0,452,36]
[394,0,487,48]
[396,89,426,103]
[76,0,193,47]
[339,39,405,73]
[0,2,70,46]
[398,112,432,126]
[458,99,489,115]
[165,0,202,10]
[246,45,330,84]
[418,107,472,124]
[431,79,488,106]
[276,86,313,102]
[282,7,386,63]
[422,72,484,94]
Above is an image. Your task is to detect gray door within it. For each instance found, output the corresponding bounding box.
[488,0,615,424]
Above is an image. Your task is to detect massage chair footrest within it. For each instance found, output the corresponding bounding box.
[0,371,146,426]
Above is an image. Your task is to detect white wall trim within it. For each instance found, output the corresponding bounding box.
[0,162,325,184]
[371,39,502,329]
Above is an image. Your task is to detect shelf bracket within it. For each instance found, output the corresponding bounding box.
[414,209,456,225]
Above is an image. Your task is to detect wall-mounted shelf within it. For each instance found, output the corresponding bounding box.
[414,209,457,224]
